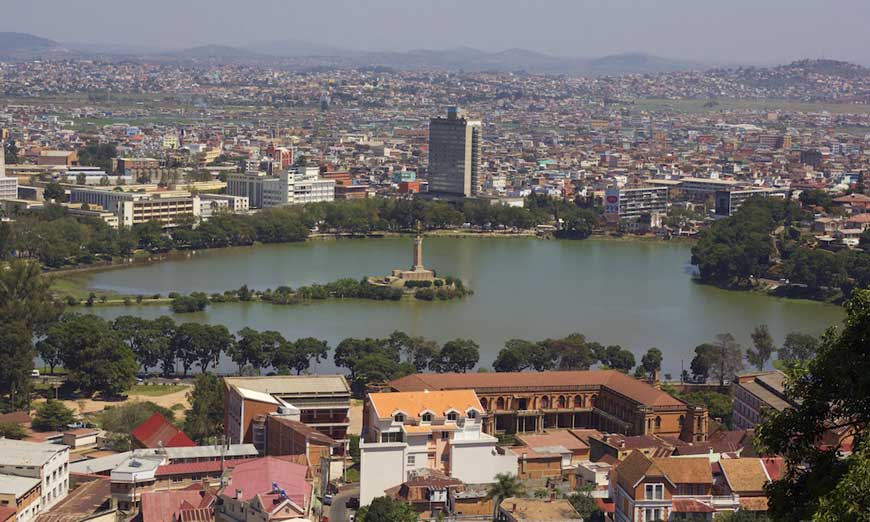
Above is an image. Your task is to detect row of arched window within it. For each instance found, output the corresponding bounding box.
[479,394,598,412]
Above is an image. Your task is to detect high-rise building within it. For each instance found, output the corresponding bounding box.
[428,107,482,197]
[0,143,18,201]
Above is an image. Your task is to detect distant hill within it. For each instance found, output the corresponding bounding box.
[0,32,59,53]
[585,53,703,75]
[778,59,869,79]
[167,44,261,58]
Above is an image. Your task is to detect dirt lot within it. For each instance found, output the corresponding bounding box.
[48,386,192,416]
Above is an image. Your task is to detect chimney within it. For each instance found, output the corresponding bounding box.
[235,489,243,499]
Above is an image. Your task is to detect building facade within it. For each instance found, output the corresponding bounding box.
[732,371,792,430]
[224,376,351,451]
[428,107,482,197]
[360,390,517,507]
[69,187,200,227]
[0,440,69,516]
[604,186,669,222]
[390,371,709,443]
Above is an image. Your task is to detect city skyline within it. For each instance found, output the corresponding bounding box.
[3,0,870,65]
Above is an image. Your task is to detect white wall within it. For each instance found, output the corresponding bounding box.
[359,442,406,507]
[449,436,517,485]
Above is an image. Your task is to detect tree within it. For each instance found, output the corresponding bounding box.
[35,336,63,375]
[350,353,413,397]
[568,485,602,521]
[49,314,138,397]
[432,339,480,373]
[356,496,418,522]
[171,322,216,376]
[43,182,67,202]
[710,333,744,386]
[0,320,34,411]
[777,332,818,363]
[602,345,635,373]
[32,400,76,431]
[183,373,224,443]
[388,331,439,372]
[230,328,283,374]
[758,290,870,522]
[170,293,209,313]
[641,347,663,376]
[100,401,175,435]
[747,324,776,371]
[113,315,175,373]
[485,473,524,519]
[333,337,397,382]
[493,339,536,372]
[291,337,329,374]
[690,343,716,382]
[0,422,26,439]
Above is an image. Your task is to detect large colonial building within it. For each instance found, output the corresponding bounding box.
[389,371,708,443]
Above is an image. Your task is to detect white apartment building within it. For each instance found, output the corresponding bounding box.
[229,167,334,209]
[604,186,669,222]
[69,187,200,227]
[359,390,517,507]
[0,143,17,200]
[0,439,70,517]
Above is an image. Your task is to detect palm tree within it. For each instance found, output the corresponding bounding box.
[485,473,524,521]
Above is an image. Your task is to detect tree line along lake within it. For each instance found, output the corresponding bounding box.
[78,236,844,376]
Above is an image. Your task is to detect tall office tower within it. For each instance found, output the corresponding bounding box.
[428,107,482,197]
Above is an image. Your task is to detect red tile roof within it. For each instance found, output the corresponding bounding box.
[672,499,714,513]
[131,413,195,449]
[141,488,216,522]
[221,457,311,508]
[390,370,684,407]
[155,458,258,477]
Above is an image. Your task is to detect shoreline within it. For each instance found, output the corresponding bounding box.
[45,230,689,279]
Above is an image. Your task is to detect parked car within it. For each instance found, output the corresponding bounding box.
[322,494,333,506]
[345,497,360,509]
[30,370,40,378]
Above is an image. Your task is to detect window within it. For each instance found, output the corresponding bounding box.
[421,412,433,423]
[644,484,664,500]
[655,416,662,430]
[644,508,663,521]
[407,455,415,466]
[441,432,450,441]
[467,410,477,419]
[394,413,405,423]
[447,412,458,422]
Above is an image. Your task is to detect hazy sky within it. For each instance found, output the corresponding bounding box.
[4,0,869,64]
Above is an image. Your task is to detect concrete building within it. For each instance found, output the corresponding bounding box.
[199,193,249,213]
[0,440,70,515]
[224,376,351,450]
[359,390,517,507]
[428,107,482,197]
[714,188,779,217]
[732,371,793,430]
[0,475,41,522]
[0,144,17,201]
[604,186,669,222]
[390,371,709,443]
[69,187,200,227]
[228,167,334,209]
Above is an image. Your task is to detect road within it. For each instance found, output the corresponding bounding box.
[325,484,359,522]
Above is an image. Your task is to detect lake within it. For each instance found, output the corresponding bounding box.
[81,237,844,375]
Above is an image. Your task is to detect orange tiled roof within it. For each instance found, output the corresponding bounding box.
[368,390,482,421]
[390,370,684,407]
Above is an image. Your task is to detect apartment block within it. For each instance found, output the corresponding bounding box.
[604,186,669,222]
[428,107,482,197]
